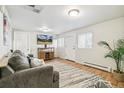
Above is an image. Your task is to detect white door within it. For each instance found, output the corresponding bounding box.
[65,35,76,61]
[14,31,30,55]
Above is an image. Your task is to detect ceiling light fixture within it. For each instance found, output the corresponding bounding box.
[68,9,80,16]
[39,26,51,32]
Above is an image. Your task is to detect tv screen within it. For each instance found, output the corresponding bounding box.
[37,34,53,45]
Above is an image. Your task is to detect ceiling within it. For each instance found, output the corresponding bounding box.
[6,5,124,35]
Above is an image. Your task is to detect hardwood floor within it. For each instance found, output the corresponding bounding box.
[46,58,124,88]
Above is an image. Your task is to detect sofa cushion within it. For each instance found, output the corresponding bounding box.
[11,50,26,57]
[0,56,15,78]
[1,65,15,78]
[8,55,30,71]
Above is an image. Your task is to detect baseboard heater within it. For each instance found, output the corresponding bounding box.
[83,62,111,72]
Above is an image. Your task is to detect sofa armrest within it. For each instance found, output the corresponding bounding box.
[53,71,59,88]
[0,65,54,88]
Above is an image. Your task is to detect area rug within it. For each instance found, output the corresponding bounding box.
[47,61,111,88]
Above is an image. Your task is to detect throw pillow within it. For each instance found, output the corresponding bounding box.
[12,50,26,57]
[8,55,30,71]
[30,58,45,67]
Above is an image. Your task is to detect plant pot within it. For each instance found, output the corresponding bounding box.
[113,71,124,82]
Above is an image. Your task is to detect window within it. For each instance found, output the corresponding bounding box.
[78,32,93,48]
[58,38,64,47]
[52,39,58,48]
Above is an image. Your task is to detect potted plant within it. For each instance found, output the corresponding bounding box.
[98,39,124,81]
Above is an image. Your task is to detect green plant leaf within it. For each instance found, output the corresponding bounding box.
[98,41,112,50]
[117,39,124,48]
[104,52,113,58]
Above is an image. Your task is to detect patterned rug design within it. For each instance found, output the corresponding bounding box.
[47,61,107,88]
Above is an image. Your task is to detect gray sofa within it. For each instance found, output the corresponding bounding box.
[0,50,59,88]
[0,65,59,88]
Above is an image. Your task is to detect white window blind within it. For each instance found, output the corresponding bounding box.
[78,32,93,48]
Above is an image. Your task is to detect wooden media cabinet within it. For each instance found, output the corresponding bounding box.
[38,47,54,60]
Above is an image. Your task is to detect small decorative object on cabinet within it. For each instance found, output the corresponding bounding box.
[38,47,54,61]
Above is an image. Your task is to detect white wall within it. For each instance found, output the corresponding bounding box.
[13,30,57,57]
[57,17,124,70]
[30,32,57,57]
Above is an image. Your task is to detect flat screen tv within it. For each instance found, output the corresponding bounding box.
[37,34,53,45]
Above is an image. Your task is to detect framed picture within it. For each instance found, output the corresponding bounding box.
[0,11,3,46]
[3,14,11,46]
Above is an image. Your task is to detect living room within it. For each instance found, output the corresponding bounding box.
[0,4,124,89]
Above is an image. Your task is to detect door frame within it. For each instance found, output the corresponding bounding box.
[64,34,76,62]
